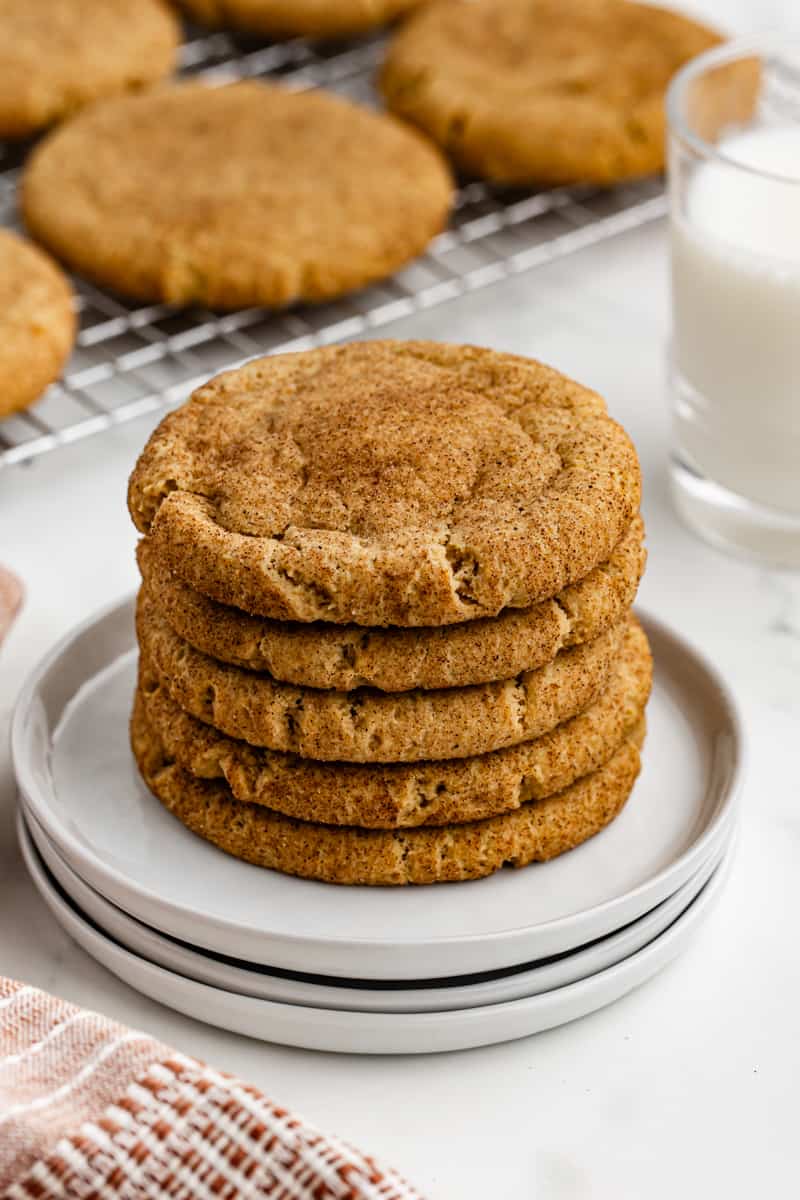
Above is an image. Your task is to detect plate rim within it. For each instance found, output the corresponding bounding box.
[17,806,736,1054]
[12,592,746,973]
[20,806,731,1012]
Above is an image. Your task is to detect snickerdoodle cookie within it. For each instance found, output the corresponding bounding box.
[380,0,721,185]
[137,587,626,762]
[0,0,179,139]
[131,692,645,885]
[137,617,652,828]
[128,342,640,626]
[0,231,75,421]
[179,0,426,37]
[22,83,453,309]
[136,516,645,690]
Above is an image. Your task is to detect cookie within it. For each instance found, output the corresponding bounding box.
[380,0,721,186]
[0,0,179,139]
[0,567,22,644]
[136,586,625,762]
[22,83,453,310]
[132,694,645,885]
[128,341,641,626]
[137,616,651,828]
[137,515,645,691]
[0,231,75,421]
[179,0,425,37]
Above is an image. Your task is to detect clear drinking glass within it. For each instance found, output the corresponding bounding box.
[667,36,800,566]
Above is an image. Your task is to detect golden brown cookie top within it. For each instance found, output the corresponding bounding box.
[128,341,641,626]
[0,0,179,138]
[22,82,454,309]
[381,0,721,185]
[179,0,426,36]
[0,230,75,421]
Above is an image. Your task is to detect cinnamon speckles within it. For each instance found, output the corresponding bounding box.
[131,691,646,886]
[128,341,640,626]
[128,338,649,885]
[136,517,644,691]
[136,587,626,763]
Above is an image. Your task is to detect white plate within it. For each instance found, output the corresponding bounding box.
[22,809,729,1014]
[18,812,735,1055]
[12,596,744,980]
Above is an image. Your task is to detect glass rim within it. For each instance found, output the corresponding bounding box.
[666,31,800,186]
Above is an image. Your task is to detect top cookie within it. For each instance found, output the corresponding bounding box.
[22,82,453,310]
[0,230,76,421]
[0,0,179,139]
[380,0,721,186]
[179,0,426,37]
[128,341,641,627]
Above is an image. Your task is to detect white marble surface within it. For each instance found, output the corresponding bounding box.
[2,4,799,1196]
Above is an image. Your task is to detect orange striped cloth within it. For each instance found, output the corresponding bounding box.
[0,979,425,1199]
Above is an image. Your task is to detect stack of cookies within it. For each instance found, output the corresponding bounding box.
[128,340,651,887]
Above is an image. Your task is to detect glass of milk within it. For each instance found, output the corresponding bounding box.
[667,36,800,566]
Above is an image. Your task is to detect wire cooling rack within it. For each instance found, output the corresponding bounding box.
[0,27,666,469]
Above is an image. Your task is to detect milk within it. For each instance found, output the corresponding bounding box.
[671,126,800,513]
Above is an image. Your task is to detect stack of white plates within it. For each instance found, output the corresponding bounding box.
[13,598,743,1055]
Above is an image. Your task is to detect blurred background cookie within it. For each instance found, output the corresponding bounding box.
[22,81,454,309]
[381,0,721,185]
[0,230,75,421]
[0,0,179,139]
[178,0,426,38]
[0,566,22,645]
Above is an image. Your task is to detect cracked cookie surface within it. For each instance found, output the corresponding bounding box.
[23,83,453,309]
[137,617,651,827]
[131,692,645,885]
[381,0,720,185]
[136,588,626,762]
[128,341,640,626]
[137,516,645,690]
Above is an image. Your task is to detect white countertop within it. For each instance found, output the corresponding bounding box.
[1,4,798,1195]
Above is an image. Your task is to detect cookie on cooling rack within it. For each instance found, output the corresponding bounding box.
[22,82,454,310]
[0,230,75,421]
[0,0,179,139]
[380,0,721,185]
[179,0,426,36]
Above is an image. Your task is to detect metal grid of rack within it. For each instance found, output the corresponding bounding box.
[0,27,666,469]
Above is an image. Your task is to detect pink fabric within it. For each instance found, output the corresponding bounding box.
[0,979,425,1199]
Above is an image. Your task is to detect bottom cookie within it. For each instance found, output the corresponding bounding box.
[131,695,645,886]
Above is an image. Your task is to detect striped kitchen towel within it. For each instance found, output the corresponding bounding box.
[0,979,424,1199]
